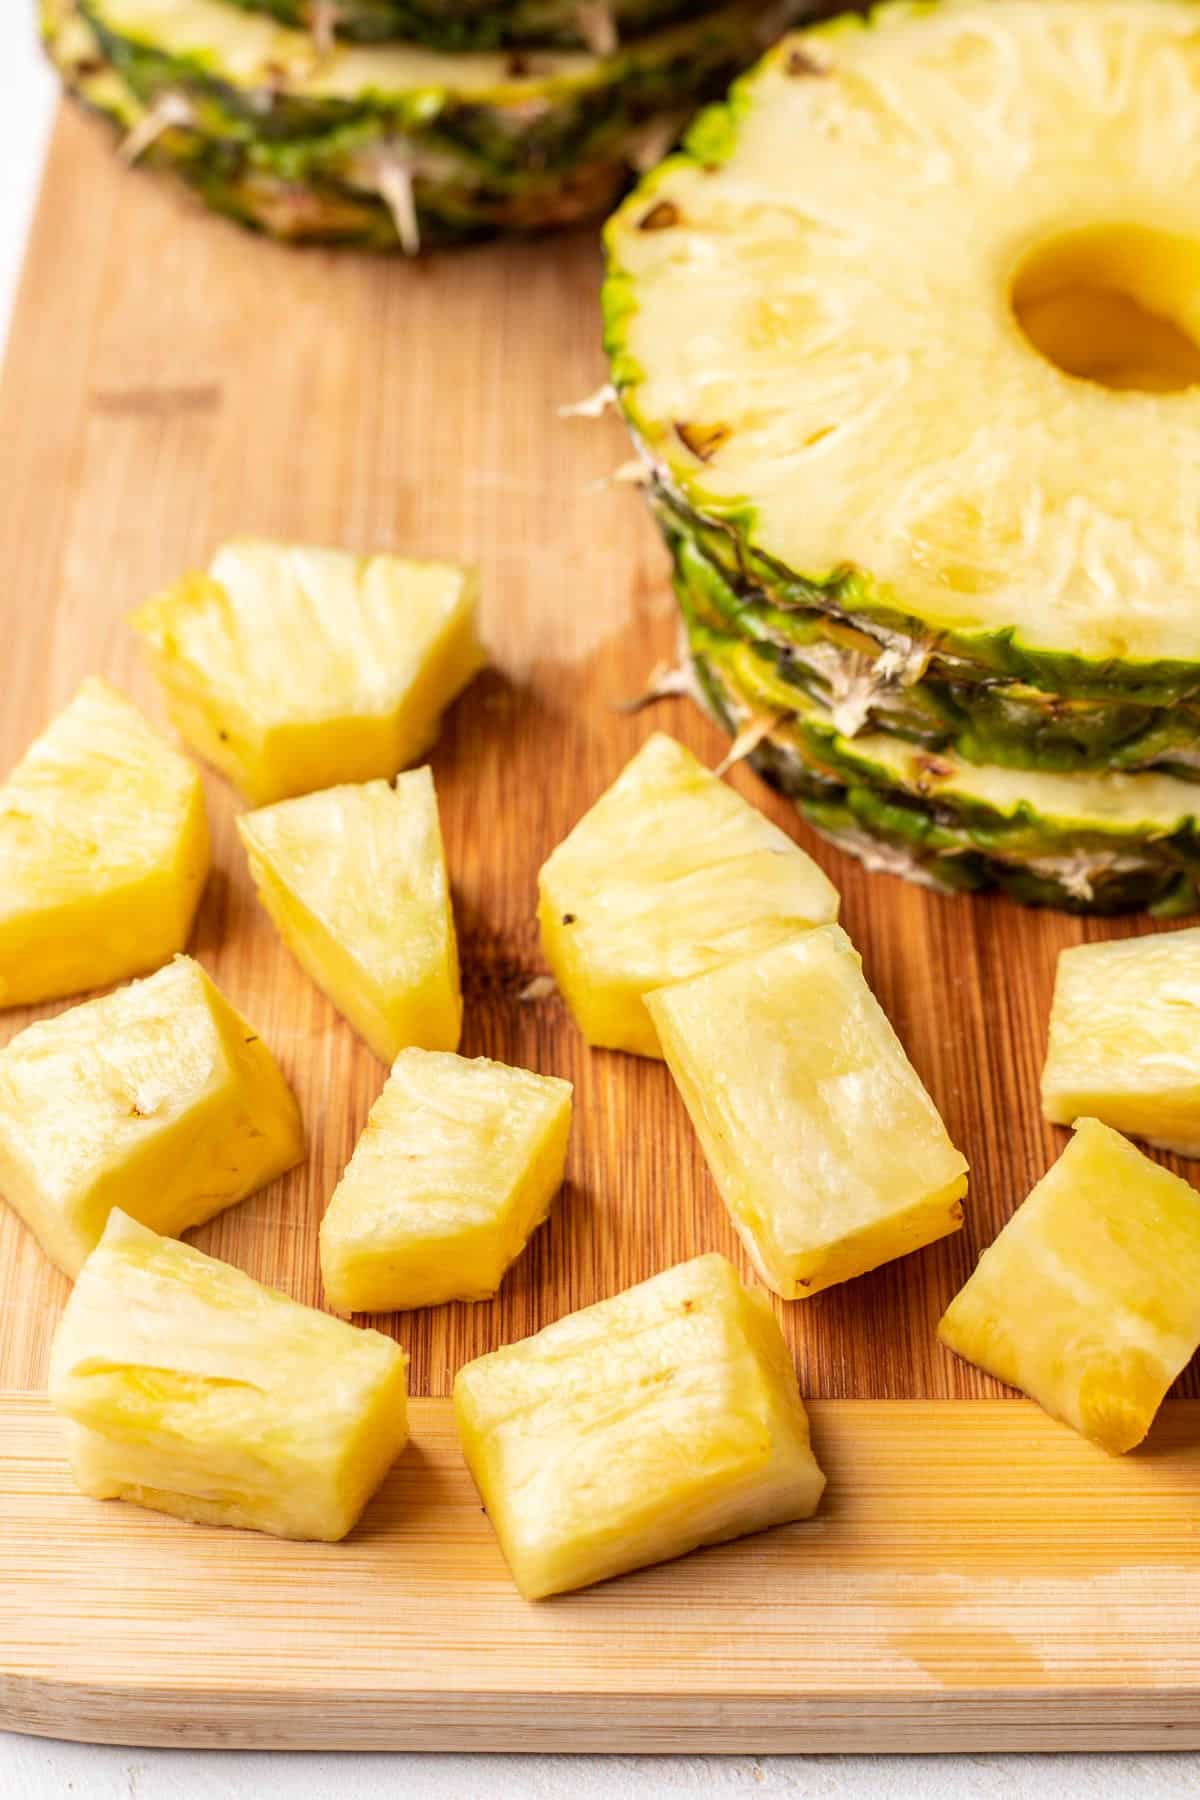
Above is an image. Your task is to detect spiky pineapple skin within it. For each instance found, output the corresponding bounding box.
[454,1252,825,1599]
[321,1048,573,1312]
[1042,931,1200,1154]
[222,0,700,50]
[538,731,838,1058]
[51,1211,409,1540]
[0,677,209,1009]
[238,771,462,1064]
[939,1119,1200,1454]
[647,925,967,1298]
[0,956,303,1277]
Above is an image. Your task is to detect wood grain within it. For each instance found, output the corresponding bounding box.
[3,1394,1200,1752]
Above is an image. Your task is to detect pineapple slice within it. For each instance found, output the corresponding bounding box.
[646,924,967,1298]
[454,1252,825,1599]
[321,1048,572,1312]
[130,540,484,805]
[237,770,461,1063]
[0,676,209,1008]
[0,956,303,1277]
[537,732,838,1058]
[939,1118,1200,1454]
[50,1210,409,1539]
[1042,929,1200,1156]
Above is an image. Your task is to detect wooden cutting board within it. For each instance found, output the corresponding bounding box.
[2,103,1199,1754]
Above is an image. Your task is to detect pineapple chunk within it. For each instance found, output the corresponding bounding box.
[454,1252,824,1599]
[0,676,209,1008]
[646,925,967,1298]
[0,956,303,1277]
[321,1048,572,1312]
[130,540,484,805]
[1042,929,1200,1156]
[238,770,461,1063]
[939,1118,1200,1455]
[537,732,839,1058]
[50,1210,409,1539]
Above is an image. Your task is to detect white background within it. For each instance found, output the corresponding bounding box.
[1,11,1197,1798]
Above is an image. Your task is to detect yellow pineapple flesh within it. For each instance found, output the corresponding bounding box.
[646,925,967,1299]
[130,540,484,805]
[538,732,839,1059]
[0,955,303,1277]
[1042,928,1200,1156]
[50,1210,409,1540]
[0,676,209,1008]
[939,1118,1200,1454]
[321,1048,572,1313]
[454,1252,825,1599]
[238,769,461,1063]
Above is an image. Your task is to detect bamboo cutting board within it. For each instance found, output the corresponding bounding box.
[2,103,1200,1754]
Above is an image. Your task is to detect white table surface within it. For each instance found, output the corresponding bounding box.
[1,13,1197,1800]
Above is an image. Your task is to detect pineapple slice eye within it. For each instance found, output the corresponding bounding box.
[130,541,484,806]
[320,1046,573,1313]
[0,956,304,1278]
[49,1210,410,1541]
[939,1118,1200,1455]
[537,731,839,1058]
[1041,927,1200,1157]
[238,769,462,1064]
[646,923,967,1299]
[454,1252,825,1599]
[0,677,210,1009]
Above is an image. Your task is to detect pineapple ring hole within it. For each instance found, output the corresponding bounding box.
[1010,224,1200,394]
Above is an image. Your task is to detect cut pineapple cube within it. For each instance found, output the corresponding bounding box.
[1042,929,1200,1156]
[130,540,484,805]
[50,1210,409,1540]
[939,1118,1200,1454]
[646,925,967,1299]
[454,1252,824,1599]
[538,732,839,1058]
[0,956,303,1277]
[238,770,461,1062]
[321,1048,572,1313]
[0,676,209,1008]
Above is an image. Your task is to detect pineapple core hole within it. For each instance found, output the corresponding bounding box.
[1010,224,1200,394]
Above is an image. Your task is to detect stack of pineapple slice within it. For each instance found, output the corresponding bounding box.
[41,0,831,251]
[603,0,1200,913]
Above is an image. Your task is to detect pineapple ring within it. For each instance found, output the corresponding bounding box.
[605,0,1200,690]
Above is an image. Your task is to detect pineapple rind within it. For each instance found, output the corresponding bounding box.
[222,0,699,50]
[647,924,967,1298]
[938,1118,1200,1454]
[321,1048,572,1312]
[454,1252,825,1599]
[538,731,839,1058]
[51,1211,409,1540]
[238,771,462,1064]
[1042,930,1200,1155]
[131,542,484,805]
[0,677,210,1008]
[0,956,304,1277]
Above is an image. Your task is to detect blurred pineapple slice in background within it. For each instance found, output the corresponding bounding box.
[648,925,967,1298]
[0,956,303,1277]
[50,1210,409,1540]
[238,770,461,1063]
[131,541,484,805]
[1042,929,1200,1156]
[321,1048,572,1313]
[0,677,209,1008]
[455,1252,824,1599]
[939,1118,1200,1454]
[538,732,838,1058]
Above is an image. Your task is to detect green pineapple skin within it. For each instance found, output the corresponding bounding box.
[221,0,703,51]
[601,23,1200,708]
[684,627,1200,920]
[666,522,1200,778]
